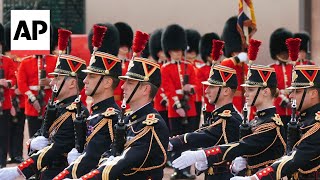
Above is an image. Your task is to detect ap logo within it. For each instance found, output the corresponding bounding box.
[11,10,50,55]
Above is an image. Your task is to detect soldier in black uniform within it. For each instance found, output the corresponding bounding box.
[75,56,170,180]
[0,41,88,180]
[172,65,286,177]
[169,65,242,180]
[53,23,122,179]
[231,65,320,180]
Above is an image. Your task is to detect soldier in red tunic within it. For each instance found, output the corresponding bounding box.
[269,28,293,138]
[0,29,16,167]
[220,16,248,114]
[114,22,133,107]
[161,24,197,179]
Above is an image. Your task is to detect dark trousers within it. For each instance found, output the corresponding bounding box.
[194,102,202,130]
[0,110,10,167]
[159,110,170,133]
[27,115,42,138]
[8,108,25,159]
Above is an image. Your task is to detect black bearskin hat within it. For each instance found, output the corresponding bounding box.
[199,32,220,63]
[161,24,187,58]
[294,32,310,52]
[88,23,120,56]
[149,29,163,60]
[269,28,293,60]
[221,16,242,58]
[186,29,201,54]
[114,22,133,48]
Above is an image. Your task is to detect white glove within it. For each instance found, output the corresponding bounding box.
[230,174,259,180]
[30,136,49,151]
[67,148,82,164]
[0,167,22,180]
[168,142,173,151]
[172,150,207,170]
[238,52,248,62]
[231,156,247,174]
[100,155,115,166]
[195,161,208,171]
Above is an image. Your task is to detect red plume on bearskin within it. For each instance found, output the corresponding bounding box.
[248,39,262,61]
[286,38,301,61]
[58,29,72,52]
[132,31,150,54]
[211,40,224,61]
[92,24,108,49]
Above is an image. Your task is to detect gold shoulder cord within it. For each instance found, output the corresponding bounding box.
[221,119,229,144]
[72,154,85,178]
[294,122,320,148]
[37,144,54,170]
[48,111,74,136]
[85,118,112,146]
[276,154,294,180]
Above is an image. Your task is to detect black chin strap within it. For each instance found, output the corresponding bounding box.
[297,88,307,111]
[251,87,261,106]
[90,75,104,97]
[56,76,68,97]
[213,87,222,104]
[126,81,141,104]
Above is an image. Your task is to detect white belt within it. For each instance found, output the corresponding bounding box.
[29,86,51,91]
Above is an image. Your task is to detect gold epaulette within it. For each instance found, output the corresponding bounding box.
[66,103,77,111]
[218,110,232,118]
[142,114,159,126]
[101,107,118,117]
[315,111,320,122]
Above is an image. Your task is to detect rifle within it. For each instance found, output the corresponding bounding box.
[41,85,58,138]
[73,95,87,153]
[286,99,299,154]
[37,55,46,120]
[239,102,252,138]
[110,99,127,156]
[0,56,4,116]
[11,93,20,123]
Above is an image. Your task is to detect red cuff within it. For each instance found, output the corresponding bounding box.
[256,166,274,179]
[204,147,221,157]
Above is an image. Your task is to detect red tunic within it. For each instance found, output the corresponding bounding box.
[17,55,57,116]
[0,56,16,110]
[154,62,167,112]
[270,62,292,116]
[161,60,197,118]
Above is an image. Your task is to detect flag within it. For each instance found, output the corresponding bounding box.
[237,0,257,49]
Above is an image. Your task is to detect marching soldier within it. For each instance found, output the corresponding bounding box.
[114,22,134,107]
[196,32,221,118]
[294,32,314,65]
[161,24,197,179]
[220,16,248,114]
[231,65,320,180]
[149,29,169,129]
[172,65,286,177]
[269,28,293,138]
[0,30,88,179]
[75,56,170,179]
[169,65,242,180]
[0,22,16,168]
[54,23,122,179]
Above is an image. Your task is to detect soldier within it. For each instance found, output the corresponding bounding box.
[269,28,293,139]
[149,29,169,129]
[17,30,58,137]
[53,23,122,179]
[0,33,88,179]
[0,22,16,168]
[172,65,286,177]
[294,32,314,65]
[169,65,242,180]
[220,16,248,114]
[196,32,221,119]
[161,24,197,179]
[186,29,203,131]
[231,65,320,180]
[74,56,170,179]
[114,22,134,107]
